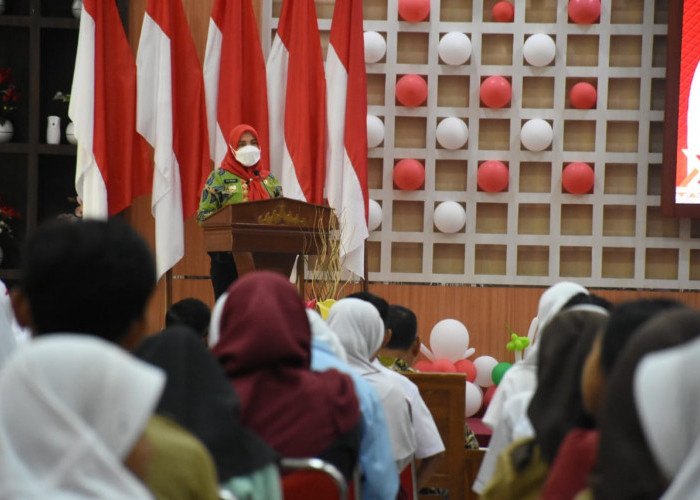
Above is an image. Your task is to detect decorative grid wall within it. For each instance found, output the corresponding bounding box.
[265,0,700,290]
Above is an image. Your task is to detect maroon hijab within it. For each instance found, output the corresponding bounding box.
[220,124,271,201]
[212,271,360,458]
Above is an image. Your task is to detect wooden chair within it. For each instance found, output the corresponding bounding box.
[280,457,348,500]
[405,373,466,500]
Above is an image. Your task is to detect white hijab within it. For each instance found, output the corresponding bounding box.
[208,291,228,349]
[327,298,416,470]
[635,336,700,499]
[0,280,17,368]
[306,308,347,362]
[483,281,589,429]
[0,335,165,499]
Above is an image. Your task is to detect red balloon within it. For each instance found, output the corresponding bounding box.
[569,0,601,24]
[414,360,434,372]
[432,358,457,373]
[398,0,430,22]
[393,159,425,190]
[396,74,428,107]
[483,385,498,407]
[562,162,595,194]
[570,82,597,109]
[477,161,509,192]
[480,76,511,108]
[493,1,514,22]
[454,359,477,382]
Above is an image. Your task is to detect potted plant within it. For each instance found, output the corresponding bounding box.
[0,67,20,143]
[0,194,22,266]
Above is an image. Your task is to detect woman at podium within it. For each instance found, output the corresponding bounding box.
[197,125,283,298]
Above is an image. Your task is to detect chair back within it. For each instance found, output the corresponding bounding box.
[280,457,347,500]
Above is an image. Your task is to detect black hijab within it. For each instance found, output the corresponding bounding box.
[594,307,700,500]
[527,306,608,464]
[134,326,278,480]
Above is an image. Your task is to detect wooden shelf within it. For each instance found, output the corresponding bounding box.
[0,15,30,27]
[0,143,29,153]
[36,144,76,155]
[39,17,80,30]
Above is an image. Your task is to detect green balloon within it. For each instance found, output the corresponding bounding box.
[491,362,512,385]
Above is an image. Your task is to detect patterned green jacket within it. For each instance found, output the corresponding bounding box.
[196,169,283,224]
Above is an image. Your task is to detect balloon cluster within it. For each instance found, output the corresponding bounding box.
[415,319,515,417]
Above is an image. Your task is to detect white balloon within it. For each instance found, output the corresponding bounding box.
[474,355,499,387]
[465,382,484,417]
[430,319,470,363]
[433,201,466,233]
[367,115,385,148]
[368,199,382,231]
[520,119,553,152]
[523,33,556,67]
[436,117,469,150]
[364,31,386,64]
[438,32,472,66]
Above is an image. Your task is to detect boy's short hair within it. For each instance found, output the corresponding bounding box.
[165,298,211,340]
[385,305,418,350]
[22,218,156,342]
[600,298,685,375]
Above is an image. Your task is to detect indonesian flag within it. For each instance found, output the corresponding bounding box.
[266,0,326,203]
[203,0,269,168]
[136,0,210,279]
[325,0,369,278]
[71,0,151,218]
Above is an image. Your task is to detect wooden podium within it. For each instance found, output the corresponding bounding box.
[201,198,337,294]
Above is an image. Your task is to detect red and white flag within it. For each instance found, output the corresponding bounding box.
[71,0,151,218]
[266,0,326,204]
[136,0,210,279]
[325,0,369,278]
[203,0,269,168]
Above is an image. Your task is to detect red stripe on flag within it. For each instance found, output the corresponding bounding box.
[146,0,210,218]
[85,0,151,216]
[277,0,326,204]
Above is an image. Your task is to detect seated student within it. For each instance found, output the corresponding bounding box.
[595,307,700,500]
[374,304,446,490]
[135,326,282,500]
[542,298,685,500]
[11,218,222,500]
[307,309,399,500]
[635,334,700,500]
[212,271,361,482]
[0,279,17,368]
[326,298,417,473]
[0,335,165,499]
[480,306,608,500]
[165,297,211,342]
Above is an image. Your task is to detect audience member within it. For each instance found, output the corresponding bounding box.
[326,297,416,472]
[541,298,684,500]
[165,297,211,342]
[595,307,700,499]
[0,335,164,498]
[135,326,282,500]
[212,271,361,481]
[0,280,17,368]
[307,308,399,500]
[478,306,608,498]
[378,304,420,372]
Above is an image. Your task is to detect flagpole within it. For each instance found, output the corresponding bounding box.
[164,268,173,312]
[363,243,368,292]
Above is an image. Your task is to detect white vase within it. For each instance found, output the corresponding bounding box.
[65,121,77,145]
[47,116,61,144]
[72,0,82,19]
[0,120,13,143]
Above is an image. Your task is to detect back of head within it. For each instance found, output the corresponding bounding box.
[528,307,609,464]
[22,219,156,343]
[599,298,685,376]
[385,304,417,350]
[165,298,211,340]
[595,307,700,500]
[327,298,385,365]
[347,291,389,326]
[0,335,164,497]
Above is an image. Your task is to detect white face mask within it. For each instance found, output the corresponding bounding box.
[233,144,261,167]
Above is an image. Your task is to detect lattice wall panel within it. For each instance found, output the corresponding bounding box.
[265,0,700,290]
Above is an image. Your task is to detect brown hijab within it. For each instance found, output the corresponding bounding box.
[212,271,360,458]
[220,124,271,201]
